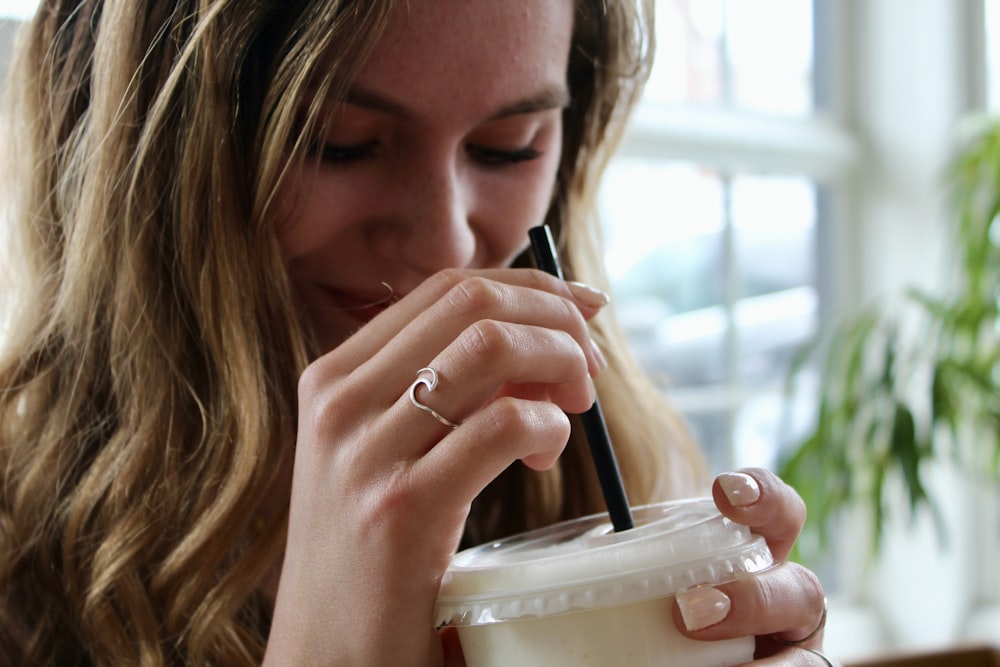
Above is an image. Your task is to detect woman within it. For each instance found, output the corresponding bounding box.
[0,0,830,664]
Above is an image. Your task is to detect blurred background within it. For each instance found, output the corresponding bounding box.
[596,0,1000,660]
[1,0,998,662]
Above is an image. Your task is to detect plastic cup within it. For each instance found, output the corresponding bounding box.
[435,497,773,667]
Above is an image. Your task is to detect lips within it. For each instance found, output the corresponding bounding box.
[318,285,398,324]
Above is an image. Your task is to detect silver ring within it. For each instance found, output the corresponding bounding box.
[783,597,828,646]
[801,648,835,667]
[408,367,460,429]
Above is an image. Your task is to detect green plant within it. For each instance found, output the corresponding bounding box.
[780,116,1000,558]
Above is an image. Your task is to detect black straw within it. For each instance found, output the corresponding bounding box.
[528,225,634,532]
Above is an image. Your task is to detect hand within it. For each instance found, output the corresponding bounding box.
[264,268,609,667]
[673,467,838,666]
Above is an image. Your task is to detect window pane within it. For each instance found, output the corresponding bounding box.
[600,161,821,479]
[601,165,820,390]
[732,176,815,295]
[600,161,729,387]
[731,175,818,384]
[989,0,1000,110]
[685,410,731,474]
[726,0,814,114]
[647,0,814,115]
[646,0,726,106]
[733,391,785,470]
[0,1,38,20]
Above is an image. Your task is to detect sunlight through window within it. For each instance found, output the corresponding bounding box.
[1,1,39,21]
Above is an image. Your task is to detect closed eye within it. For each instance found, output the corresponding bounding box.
[467,145,543,166]
[307,140,379,165]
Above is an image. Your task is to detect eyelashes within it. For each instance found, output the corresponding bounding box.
[305,139,543,167]
[306,139,377,164]
[466,145,543,165]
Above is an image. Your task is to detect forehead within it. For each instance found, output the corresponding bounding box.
[355,0,574,113]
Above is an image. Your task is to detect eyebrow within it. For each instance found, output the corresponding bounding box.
[341,84,572,121]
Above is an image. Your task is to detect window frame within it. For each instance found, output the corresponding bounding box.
[604,0,999,658]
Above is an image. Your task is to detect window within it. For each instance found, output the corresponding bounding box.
[600,0,847,477]
[602,0,1000,658]
[0,1,37,20]
[990,0,1000,110]
[644,0,814,114]
[971,0,1000,641]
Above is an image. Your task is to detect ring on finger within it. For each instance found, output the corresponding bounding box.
[408,367,461,429]
[782,596,828,647]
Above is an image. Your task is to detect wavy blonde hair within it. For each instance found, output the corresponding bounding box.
[0,0,703,664]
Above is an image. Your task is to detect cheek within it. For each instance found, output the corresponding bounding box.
[273,167,351,260]
[272,171,312,260]
[479,151,562,261]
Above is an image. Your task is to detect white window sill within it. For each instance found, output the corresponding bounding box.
[965,604,1000,643]
[823,600,1000,663]
[824,599,887,663]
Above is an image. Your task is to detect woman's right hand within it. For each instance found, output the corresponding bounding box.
[264,268,610,667]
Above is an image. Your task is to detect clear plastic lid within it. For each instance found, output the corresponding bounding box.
[435,497,773,627]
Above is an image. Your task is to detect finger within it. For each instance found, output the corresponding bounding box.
[737,647,841,667]
[390,274,607,380]
[712,467,806,560]
[297,322,596,525]
[412,396,572,509]
[305,319,593,493]
[331,269,609,379]
[338,322,595,469]
[673,561,826,647]
[440,317,596,404]
[439,627,467,667]
[388,320,594,445]
[301,272,605,444]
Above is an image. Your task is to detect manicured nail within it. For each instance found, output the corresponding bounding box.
[590,338,608,373]
[717,471,761,507]
[677,586,731,631]
[567,281,610,308]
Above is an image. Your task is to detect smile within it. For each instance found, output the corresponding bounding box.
[320,283,398,324]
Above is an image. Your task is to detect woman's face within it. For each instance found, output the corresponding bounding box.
[277,0,574,354]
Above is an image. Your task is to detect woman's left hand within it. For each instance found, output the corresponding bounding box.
[673,467,837,666]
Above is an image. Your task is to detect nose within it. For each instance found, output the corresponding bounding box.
[368,154,478,275]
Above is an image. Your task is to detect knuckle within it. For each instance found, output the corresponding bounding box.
[557,291,583,323]
[458,319,513,365]
[751,571,781,615]
[297,362,330,402]
[296,365,351,438]
[561,329,590,367]
[788,562,826,608]
[774,479,809,530]
[524,267,559,291]
[371,470,423,517]
[427,267,467,293]
[553,293,590,348]
[297,355,353,397]
[734,561,824,624]
[482,398,568,442]
[447,275,503,315]
[481,398,530,438]
[728,563,783,617]
[481,399,524,439]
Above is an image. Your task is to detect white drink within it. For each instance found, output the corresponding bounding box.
[435,498,773,667]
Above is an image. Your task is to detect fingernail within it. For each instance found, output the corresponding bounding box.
[567,281,610,308]
[717,471,761,507]
[676,586,731,631]
[590,338,608,374]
